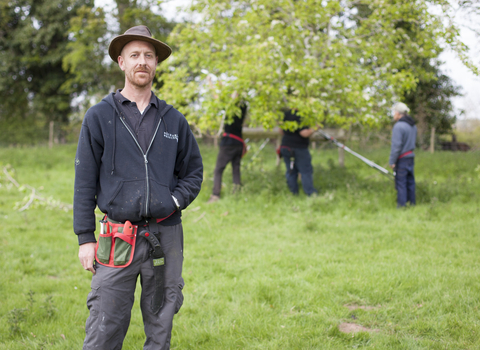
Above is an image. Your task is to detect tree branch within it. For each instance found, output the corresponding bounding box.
[2,166,73,212]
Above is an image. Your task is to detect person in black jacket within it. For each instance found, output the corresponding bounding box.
[279,109,318,196]
[208,97,247,203]
[74,26,203,350]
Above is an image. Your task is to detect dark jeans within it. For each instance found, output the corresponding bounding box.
[212,145,243,196]
[395,157,415,207]
[280,147,318,196]
[83,223,184,350]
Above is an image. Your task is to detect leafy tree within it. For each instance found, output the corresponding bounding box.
[158,0,477,133]
[0,0,90,144]
[355,1,462,143]
[402,60,461,146]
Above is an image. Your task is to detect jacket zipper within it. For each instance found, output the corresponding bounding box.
[117,115,163,218]
[143,120,163,217]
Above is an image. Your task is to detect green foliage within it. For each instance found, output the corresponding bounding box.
[4,291,57,339]
[158,0,471,132]
[0,0,90,144]
[61,4,109,94]
[400,61,461,146]
[0,0,175,145]
[7,308,27,336]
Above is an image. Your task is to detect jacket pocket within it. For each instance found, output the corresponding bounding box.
[107,179,145,222]
[148,179,176,219]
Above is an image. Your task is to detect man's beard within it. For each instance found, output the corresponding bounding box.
[126,65,155,89]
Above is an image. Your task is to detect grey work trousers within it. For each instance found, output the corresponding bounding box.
[83,223,184,350]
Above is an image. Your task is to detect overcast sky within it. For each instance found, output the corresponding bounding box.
[97,0,480,120]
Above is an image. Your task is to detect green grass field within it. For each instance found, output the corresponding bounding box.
[0,142,479,349]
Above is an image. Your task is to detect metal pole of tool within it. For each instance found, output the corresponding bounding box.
[317,130,395,181]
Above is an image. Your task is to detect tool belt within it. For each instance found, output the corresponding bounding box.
[95,217,138,268]
[223,132,247,157]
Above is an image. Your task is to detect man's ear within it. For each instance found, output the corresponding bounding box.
[118,56,126,71]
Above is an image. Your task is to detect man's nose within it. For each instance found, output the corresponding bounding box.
[138,53,147,65]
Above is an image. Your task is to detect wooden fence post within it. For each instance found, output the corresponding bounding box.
[48,121,54,149]
[338,147,345,167]
[430,126,435,154]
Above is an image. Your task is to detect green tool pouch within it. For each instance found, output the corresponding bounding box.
[95,218,137,268]
[113,235,133,266]
[97,231,113,264]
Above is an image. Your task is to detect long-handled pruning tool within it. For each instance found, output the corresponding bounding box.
[317,130,395,181]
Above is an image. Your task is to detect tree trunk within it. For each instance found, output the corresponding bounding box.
[49,121,54,149]
[430,127,435,153]
[276,136,282,166]
[116,0,135,33]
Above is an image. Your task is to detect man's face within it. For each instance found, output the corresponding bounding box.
[118,40,158,89]
[393,111,402,121]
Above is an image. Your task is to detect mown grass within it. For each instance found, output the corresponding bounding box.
[0,142,479,349]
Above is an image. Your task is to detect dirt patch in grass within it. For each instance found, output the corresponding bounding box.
[339,322,380,334]
[344,304,381,311]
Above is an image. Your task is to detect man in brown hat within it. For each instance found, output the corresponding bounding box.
[74,25,203,349]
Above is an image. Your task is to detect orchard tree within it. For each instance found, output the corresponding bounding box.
[158,0,478,132]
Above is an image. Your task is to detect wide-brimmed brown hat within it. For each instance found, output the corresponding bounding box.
[108,25,172,64]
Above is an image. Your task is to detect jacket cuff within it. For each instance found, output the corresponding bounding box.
[171,195,180,209]
[77,232,97,245]
[172,191,185,210]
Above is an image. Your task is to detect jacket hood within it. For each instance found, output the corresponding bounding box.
[399,115,416,126]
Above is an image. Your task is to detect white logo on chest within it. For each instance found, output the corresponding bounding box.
[164,132,178,142]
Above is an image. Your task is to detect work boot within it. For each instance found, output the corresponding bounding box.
[207,195,220,204]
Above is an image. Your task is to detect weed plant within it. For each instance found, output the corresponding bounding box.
[0,143,479,349]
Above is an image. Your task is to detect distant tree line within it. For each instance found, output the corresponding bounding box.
[0,0,174,145]
[0,0,477,146]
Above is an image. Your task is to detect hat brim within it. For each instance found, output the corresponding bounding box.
[109,34,172,64]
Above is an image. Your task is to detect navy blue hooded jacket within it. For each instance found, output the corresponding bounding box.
[74,93,203,245]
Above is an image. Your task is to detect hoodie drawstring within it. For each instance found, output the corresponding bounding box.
[111,108,116,175]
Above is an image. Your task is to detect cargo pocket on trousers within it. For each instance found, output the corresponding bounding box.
[175,284,184,314]
[84,284,101,335]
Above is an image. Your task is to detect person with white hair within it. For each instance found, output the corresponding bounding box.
[389,102,417,207]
